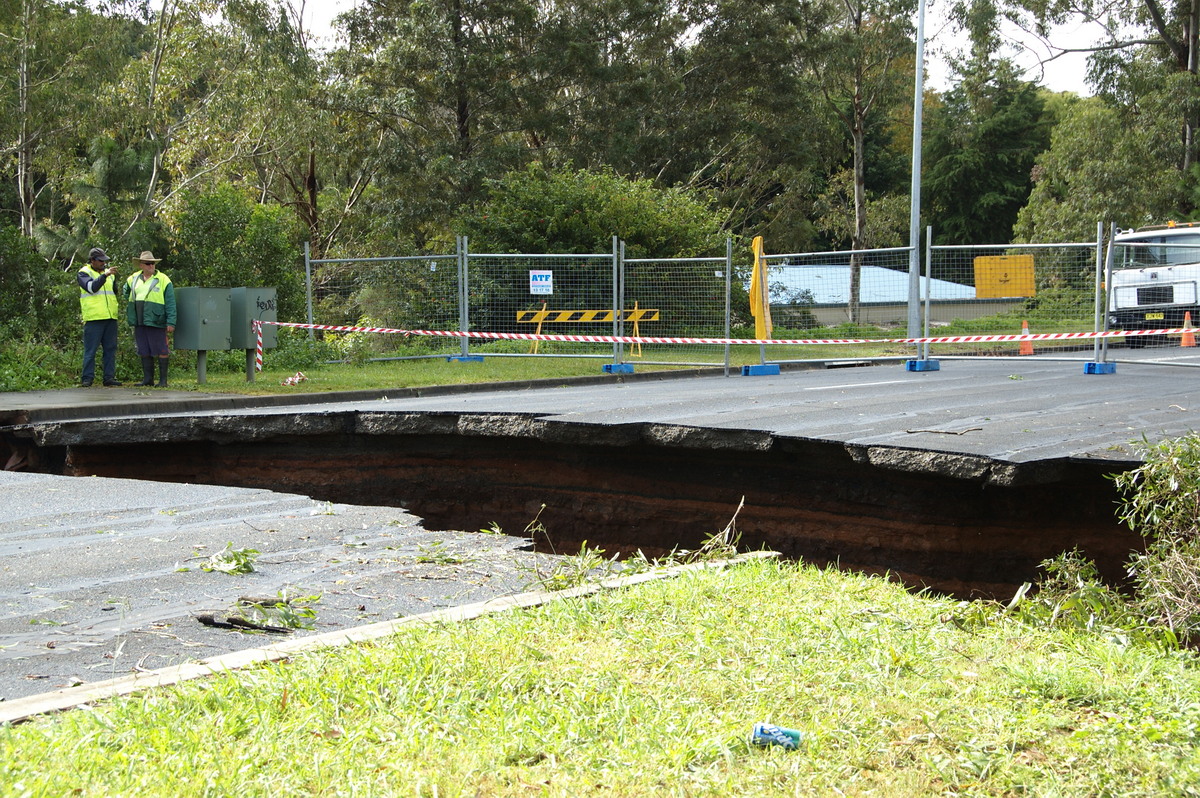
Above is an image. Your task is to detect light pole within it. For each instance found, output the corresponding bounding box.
[907,0,928,340]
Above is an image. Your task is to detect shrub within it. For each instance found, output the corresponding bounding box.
[0,225,78,349]
[984,435,1200,651]
[1113,434,1200,642]
[0,341,77,392]
[169,185,304,319]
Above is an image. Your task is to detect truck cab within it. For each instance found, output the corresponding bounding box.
[1109,224,1200,344]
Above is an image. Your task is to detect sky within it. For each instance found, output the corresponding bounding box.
[296,0,1106,96]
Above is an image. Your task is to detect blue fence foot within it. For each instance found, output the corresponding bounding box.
[905,359,941,372]
[446,355,484,363]
[1083,362,1117,374]
[603,363,635,374]
[741,364,781,376]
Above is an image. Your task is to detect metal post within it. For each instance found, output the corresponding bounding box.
[1093,221,1106,362]
[459,235,470,357]
[613,235,622,365]
[1099,224,1118,360]
[906,0,928,338]
[923,226,933,359]
[303,241,314,341]
[724,237,732,377]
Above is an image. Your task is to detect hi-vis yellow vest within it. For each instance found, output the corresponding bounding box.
[78,265,119,322]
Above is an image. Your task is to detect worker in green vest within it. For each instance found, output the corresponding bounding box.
[76,247,122,387]
[123,251,177,387]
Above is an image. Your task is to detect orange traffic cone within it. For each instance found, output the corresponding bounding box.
[1183,311,1196,348]
[1019,319,1034,356]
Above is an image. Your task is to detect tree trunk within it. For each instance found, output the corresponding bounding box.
[1187,0,1199,175]
[452,0,471,159]
[849,74,867,324]
[17,0,36,239]
[305,146,322,258]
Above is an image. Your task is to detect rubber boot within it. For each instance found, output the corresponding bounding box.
[157,357,169,388]
[138,357,155,386]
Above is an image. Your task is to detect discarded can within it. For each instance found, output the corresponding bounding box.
[750,722,804,750]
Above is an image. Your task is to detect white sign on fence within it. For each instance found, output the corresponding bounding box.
[529,270,553,295]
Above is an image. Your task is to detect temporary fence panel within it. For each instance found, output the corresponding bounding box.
[926,240,1101,358]
[465,248,618,359]
[757,246,918,362]
[621,246,731,368]
[1109,236,1200,350]
[304,248,464,360]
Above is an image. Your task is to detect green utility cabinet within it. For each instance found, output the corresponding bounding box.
[231,287,278,350]
[174,288,231,351]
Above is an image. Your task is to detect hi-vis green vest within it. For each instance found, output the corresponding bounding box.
[78,265,119,322]
[124,270,176,328]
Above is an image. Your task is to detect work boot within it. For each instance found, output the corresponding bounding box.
[157,357,169,388]
[138,357,155,386]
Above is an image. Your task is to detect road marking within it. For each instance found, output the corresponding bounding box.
[806,380,909,391]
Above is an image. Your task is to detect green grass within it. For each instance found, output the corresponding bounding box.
[3,558,1199,796]
[189,355,698,395]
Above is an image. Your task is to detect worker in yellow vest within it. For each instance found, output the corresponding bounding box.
[123,251,177,387]
[76,247,122,387]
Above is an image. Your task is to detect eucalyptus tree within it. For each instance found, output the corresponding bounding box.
[1013,95,1181,241]
[330,0,554,236]
[639,0,841,249]
[0,0,135,240]
[30,0,278,255]
[202,0,381,259]
[794,0,916,320]
[922,0,1052,244]
[993,0,1200,227]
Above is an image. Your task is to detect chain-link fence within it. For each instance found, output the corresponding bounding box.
[304,248,464,360]
[298,227,1197,371]
[755,245,918,362]
[925,240,1102,358]
[464,248,618,360]
[621,247,732,368]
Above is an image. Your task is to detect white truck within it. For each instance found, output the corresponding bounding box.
[1109,224,1200,345]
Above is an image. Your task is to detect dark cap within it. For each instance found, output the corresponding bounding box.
[88,247,111,263]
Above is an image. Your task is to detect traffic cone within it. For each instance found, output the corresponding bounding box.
[1183,311,1196,348]
[1019,319,1034,356]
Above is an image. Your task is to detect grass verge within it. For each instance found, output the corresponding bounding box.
[3,558,1199,796]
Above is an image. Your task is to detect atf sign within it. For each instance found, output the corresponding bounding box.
[529,270,553,295]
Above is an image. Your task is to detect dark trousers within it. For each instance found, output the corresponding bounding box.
[82,319,118,383]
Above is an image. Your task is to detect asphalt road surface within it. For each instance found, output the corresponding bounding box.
[0,471,565,703]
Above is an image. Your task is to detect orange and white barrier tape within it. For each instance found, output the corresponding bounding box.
[251,320,1193,372]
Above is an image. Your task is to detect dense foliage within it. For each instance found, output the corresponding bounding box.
[1,0,1197,382]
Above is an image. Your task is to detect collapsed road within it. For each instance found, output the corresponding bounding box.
[5,353,1200,606]
[0,470,574,703]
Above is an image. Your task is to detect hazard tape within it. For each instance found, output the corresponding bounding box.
[252,320,1193,371]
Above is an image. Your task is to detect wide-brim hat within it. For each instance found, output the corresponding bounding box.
[135,251,162,263]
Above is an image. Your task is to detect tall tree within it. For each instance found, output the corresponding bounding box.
[0,0,134,239]
[797,0,915,320]
[332,0,549,229]
[1013,95,1181,240]
[1003,0,1200,208]
[924,0,1051,244]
